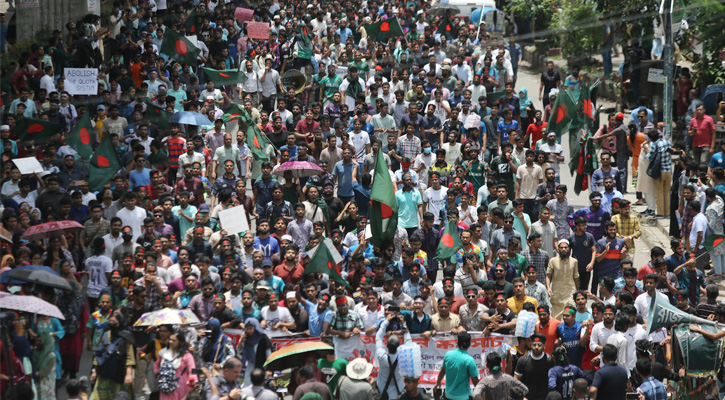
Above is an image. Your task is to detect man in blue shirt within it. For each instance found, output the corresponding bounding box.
[435,332,480,400]
[556,306,585,367]
[635,358,667,400]
[333,151,355,203]
[568,192,612,241]
[129,154,152,189]
[497,109,519,149]
[395,173,423,238]
[253,219,280,262]
[300,289,334,337]
[590,344,628,399]
[665,239,688,273]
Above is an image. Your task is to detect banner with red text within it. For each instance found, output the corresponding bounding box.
[224,330,516,387]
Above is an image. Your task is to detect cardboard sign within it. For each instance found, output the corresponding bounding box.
[64,68,99,96]
[247,22,270,40]
[217,205,249,236]
[12,157,44,175]
[235,7,254,22]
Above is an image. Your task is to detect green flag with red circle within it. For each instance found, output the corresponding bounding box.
[222,103,247,123]
[435,219,463,261]
[65,112,94,160]
[305,238,350,288]
[160,29,200,66]
[546,89,577,138]
[14,117,62,144]
[89,134,122,192]
[363,17,405,42]
[369,147,398,248]
[704,234,725,252]
[201,67,248,87]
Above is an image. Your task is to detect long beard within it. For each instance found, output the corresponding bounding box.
[558,250,571,258]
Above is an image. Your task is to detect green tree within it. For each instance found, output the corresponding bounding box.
[683,0,725,87]
[552,0,603,61]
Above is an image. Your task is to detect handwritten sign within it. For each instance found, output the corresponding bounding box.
[64,68,98,96]
[247,22,270,40]
[217,205,249,236]
[235,7,254,22]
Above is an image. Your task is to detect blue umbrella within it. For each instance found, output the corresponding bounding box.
[168,111,213,126]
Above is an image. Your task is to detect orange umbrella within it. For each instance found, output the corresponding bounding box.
[263,341,334,371]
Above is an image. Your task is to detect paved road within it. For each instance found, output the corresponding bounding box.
[56,62,650,399]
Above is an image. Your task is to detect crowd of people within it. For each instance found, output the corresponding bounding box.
[2,0,725,400]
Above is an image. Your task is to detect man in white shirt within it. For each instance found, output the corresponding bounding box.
[260,293,296,332]
[200,81,224,107]
[103,218,124,261]
[688,200,708,254]
[116,192,147,242]
[39,66,56,97]
[634,273,669,343]
[589,304,615,366]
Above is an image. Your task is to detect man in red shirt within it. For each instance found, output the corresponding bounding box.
[689,103,716,164]
[295,109,320,144]
[536,304,561,355]
[525,110,548,147]
[273,243,305,286]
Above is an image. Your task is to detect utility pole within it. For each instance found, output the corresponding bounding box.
[661,0,674,140]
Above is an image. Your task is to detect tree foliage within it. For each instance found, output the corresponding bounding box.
[683,0,725,87]
[552,0,603,61]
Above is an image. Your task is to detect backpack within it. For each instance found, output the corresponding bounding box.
[94,335,126,381]
[158,357,182,394]
[646,142,662,179]
[63,313,80,336]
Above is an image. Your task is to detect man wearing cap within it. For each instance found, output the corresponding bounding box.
[547,239,579,318]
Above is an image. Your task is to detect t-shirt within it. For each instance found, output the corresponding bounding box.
[556,322,585,367]
[568,232,596,273]
[86,255,113,298]
[595,237,626,279]
[350,131,370,163]
[423,186,448,224]
[318,357,348,396]
[254,236,280,262]
[514,353,554,400]
[591,363,628,400]
[441,349,479,400]
[260,306,294,329]
[489,156,516,194]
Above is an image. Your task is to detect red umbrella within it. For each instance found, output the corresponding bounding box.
[21,220,84,241]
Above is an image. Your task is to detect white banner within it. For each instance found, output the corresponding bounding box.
[64,68,99,96]
[224,329,516,387]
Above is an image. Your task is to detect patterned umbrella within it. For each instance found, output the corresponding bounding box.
[1,265,72,291]
[21,220,84,241]
[133,308,201,327]
[0,294,65,320]
[263,341,334,371]
[271,161,324,178]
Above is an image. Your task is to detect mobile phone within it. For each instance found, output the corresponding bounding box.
[192,368,203,374]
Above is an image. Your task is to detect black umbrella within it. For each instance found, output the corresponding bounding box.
[428,4,460,17]
[4,268,72,291]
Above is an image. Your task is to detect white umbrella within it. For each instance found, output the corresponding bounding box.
[0,294,65,320]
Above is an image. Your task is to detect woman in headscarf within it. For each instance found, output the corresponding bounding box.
[42,236,76,271]
[237,317,272,387]
[153,330,197,400]
[33,331,57,400]
[197,318,236,373]
[57,279,89,379]
[518,88,534,136]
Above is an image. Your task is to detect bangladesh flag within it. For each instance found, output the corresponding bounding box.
[435,219,463,261]
[572,136,597,194]
[364,17,405,42]
[247,125,273,161]
[14,117,61,144]
[305,238,350,288]
[202,67,248,87]
[160,29,200,66]
[369,148,398,248]
[222,103,246,123]
[704,234,725,252]
[143,99,171,130]
[65,112,94,160]
[89,134,122,192]
[546,90,577,138]
[184,10,198,34]
[299,23,312,46]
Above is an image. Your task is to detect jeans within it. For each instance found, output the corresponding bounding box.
[713,253,725,275]
[602,47,613,77]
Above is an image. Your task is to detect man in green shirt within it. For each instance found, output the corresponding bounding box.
[435,331,480,400]
[348,52,369,79]
[318,353,348,397]
[463,146,486,194]
[318,64,343,105]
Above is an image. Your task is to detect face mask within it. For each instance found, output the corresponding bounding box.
[424,148,431,154]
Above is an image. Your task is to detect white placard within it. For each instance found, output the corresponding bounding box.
[647,68,665,84]
[217,205,249,236]
[87,0,97,12]
[64,68,99,96]
[12,157,44,175]
[336,66,348,78]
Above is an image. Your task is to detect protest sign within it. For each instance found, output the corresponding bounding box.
[13,157,44,175]
[64,68,99,96]
[225,329,515,386]
[247,22,270,40]
[235,8,254,21]
[217,205,249,236]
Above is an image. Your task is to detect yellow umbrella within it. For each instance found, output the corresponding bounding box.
[263,341,334,371]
